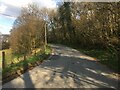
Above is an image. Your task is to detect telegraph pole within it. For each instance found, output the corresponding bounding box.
[44,22,47,52]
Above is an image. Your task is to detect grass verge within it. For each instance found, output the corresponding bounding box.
[2,46,52,84]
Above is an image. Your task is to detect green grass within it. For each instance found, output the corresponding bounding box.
[0,49,15,65]
[2,46,52,77]
[0,49,24,67]
[2,55,39,76]
[45,45,52,54]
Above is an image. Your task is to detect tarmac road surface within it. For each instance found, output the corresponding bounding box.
[2,44,119,89]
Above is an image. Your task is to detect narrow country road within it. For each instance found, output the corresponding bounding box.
[2,44,119,89]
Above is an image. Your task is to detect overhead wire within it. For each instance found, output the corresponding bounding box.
[0,12,16,18]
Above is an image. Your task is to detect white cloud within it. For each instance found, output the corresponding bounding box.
[34,0,56,8]
[1,0,32,7]
[0,4,7,13]
[1,0,56,8]
[0,0,57,34]
[0,25,3,29]
[0,24,12,34]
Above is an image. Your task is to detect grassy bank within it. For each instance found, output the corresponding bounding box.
[0,49,14,66]
[2,46,52,83]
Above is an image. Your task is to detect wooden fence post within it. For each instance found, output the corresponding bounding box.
[2,51,5,69]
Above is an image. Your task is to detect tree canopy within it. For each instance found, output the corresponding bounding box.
[10,2,119,65]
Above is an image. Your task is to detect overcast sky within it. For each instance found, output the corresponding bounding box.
[0,0,57,34]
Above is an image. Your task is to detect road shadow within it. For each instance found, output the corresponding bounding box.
[2,55,35,89]
[21,58,35,88]
[40,54,119,89]
[38,44,119,89]
[2,44,119,89]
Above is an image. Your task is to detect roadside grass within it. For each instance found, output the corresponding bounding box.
[0,49,14,65]
[2,46,52,81]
